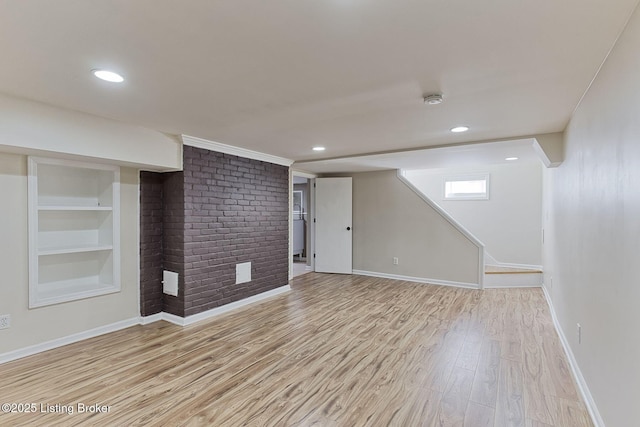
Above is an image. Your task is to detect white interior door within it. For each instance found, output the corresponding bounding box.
[315,177,352,274]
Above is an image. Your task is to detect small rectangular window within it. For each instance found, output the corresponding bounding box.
[444,174,489,200]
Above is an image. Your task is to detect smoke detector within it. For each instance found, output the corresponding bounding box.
[423,94,443,105]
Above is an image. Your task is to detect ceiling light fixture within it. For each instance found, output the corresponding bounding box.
[423,94,443,105]
[450,126,469,133]
[92,69,124,83]
[312,146,326,152]
[505,157,519,161]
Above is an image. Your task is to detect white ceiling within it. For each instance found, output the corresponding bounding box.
[0,0,637,171]
[295,139,541,174]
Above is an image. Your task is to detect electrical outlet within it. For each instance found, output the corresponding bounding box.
[393,257,399,265]
[0,314,10,330]
[577,323,581,344]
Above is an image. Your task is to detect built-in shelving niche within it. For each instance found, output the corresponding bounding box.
[28,157,120,308]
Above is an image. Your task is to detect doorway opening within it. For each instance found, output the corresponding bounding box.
[292,175,312,277]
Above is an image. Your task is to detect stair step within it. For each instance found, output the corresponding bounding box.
[483,265,543,288]
[485,265,542,274]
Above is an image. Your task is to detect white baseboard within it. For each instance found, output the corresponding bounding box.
[177,284,292,326]
[484,283,542,289]
[140,284,292,326]
[1,284,292,365]
[159,312,187,326]
[353,270,480,289]
[0,317,140,365]
[138,313,163,325]
[141,285,292,326]
[542,286,603,427]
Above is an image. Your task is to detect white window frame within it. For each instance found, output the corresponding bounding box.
[443,173,490,201]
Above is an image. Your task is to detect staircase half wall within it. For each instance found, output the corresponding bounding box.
[351,170,484,288]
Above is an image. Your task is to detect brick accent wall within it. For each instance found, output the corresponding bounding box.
[162,171,186,317]
[139,172,164,316]
[182,146,289,316]
[139,146,289,318]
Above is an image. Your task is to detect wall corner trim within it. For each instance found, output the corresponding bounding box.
[542,286,605,427]
[181,134,294,167]
[532,132,564,168]
[291,169,318,179]
[353,270,480,290]
[139,313,163,325]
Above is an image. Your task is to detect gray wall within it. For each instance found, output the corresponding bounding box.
[352,170,481,285]
[543,4,640,425]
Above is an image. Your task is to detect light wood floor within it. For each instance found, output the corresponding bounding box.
[292,261,311,278]
[484,266,543,275]
[0,273,592,427]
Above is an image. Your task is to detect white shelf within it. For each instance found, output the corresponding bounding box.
[39,245,114,256]
[33,277,118,308]
[28,156,120,308]
[38,206,113,211]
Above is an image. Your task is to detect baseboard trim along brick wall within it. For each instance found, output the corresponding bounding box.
[140,145,290,319]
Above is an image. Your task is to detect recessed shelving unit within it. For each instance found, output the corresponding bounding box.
[28,157,120,308]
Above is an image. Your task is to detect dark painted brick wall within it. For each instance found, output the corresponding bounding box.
[139,146,289,318]
[182,146,289,316]
[139,172,164,316]
[162,171,186,317]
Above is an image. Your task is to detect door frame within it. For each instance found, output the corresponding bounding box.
[290,170,317,280]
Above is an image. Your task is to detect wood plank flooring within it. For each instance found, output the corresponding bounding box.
[0,273,592,426]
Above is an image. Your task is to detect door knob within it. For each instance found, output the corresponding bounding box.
[346,227,351,231]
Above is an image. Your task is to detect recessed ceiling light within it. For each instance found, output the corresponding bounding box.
[450,126,469,133]
[92,69,124,83]
[505,157,519,161]
[312,146,326,152]
[424,94,443,105]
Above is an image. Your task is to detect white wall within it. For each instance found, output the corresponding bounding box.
[0,93,181,171]
[543,3,640,425]
[405,161,542,267]
[352,170,481,285]
[0,152,140,354]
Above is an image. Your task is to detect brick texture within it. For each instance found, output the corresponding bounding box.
[162,171,186,317]
[182,146,289,316]
[139,146,289,318]
[139,172,164,316]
